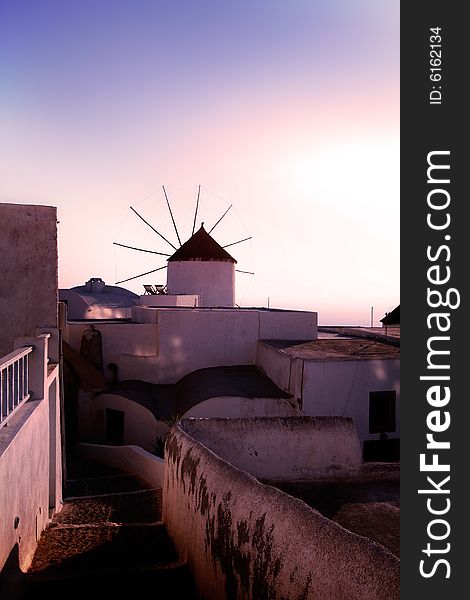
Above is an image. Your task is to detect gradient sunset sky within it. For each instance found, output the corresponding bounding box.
[0,0,399,325]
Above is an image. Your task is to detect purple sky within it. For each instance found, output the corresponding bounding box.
[0,0,399,325]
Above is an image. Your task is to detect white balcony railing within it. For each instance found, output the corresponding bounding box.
[0,345,33,428]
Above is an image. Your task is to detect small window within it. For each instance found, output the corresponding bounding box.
[105,408,124,445]
[369,391,396,433]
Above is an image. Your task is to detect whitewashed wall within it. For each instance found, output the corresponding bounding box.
[77,443,164,489]
[80,393,300,452]
[167,260,235,307]
[139,294,199,307]
[59,290,133,320]
[80,392,166,453]
[0,364,62,572]
[302,359,400,443]
[256,342,400,443]
[67,307,317,384]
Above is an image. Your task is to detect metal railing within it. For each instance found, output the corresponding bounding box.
[0,346,33,428]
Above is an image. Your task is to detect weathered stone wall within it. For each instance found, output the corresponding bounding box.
[180,417,362,480]
[163,421,399,600]
[0,204,58,357]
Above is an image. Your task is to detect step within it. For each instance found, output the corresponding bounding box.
[53,488,162,525]
[23,561,198,599]
[28,523,178,576]
[65,473,152,497]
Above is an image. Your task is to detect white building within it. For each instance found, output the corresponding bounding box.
[59,277,139,320]
[0,203,63,574]
[62,226,399,459]
[166,224,236,308]
[256,337,400,454]
[80,365,300,453]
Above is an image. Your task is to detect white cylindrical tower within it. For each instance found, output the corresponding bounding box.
[166,225,236,307]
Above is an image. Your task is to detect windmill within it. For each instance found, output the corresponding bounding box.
[113,186,254,306]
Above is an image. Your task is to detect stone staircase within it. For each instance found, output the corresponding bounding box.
[21,458,198,598]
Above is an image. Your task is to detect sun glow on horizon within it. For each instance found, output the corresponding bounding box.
[0,0,399,326]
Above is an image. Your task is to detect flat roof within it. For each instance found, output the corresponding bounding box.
[319,326,400,343]
[66,305,316,324]
[261,338,400,361]
[136,306,315,313]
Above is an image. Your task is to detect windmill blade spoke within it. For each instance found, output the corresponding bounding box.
[130,206,177,251]
[162,185,182,247]
[115,265,168,285]
[223,236,252,249]
[236,269,255,275]
[191,185,201,236]
[113,242,171,256]
[208,204,232,234]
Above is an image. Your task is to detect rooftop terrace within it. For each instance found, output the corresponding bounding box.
[262,338,400,361]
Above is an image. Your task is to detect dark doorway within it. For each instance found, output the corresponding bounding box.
[105,408,124,445]
[369,391,396,433]
[365,390,399,461]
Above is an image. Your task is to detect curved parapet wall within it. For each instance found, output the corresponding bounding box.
[163,419,399,600]
[76,443,164,489]
[180,416,362,480]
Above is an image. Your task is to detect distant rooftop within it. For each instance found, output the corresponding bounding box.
[380,305,400,326]
[318,326,400,344]
[168,225,236,263]
[262,338,400,361]
[60,278,139,309]
[59,278,139,320]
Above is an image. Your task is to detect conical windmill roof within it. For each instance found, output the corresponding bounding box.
[168,224,237,263]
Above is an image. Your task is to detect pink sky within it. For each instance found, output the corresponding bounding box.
[0,0,399,325]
